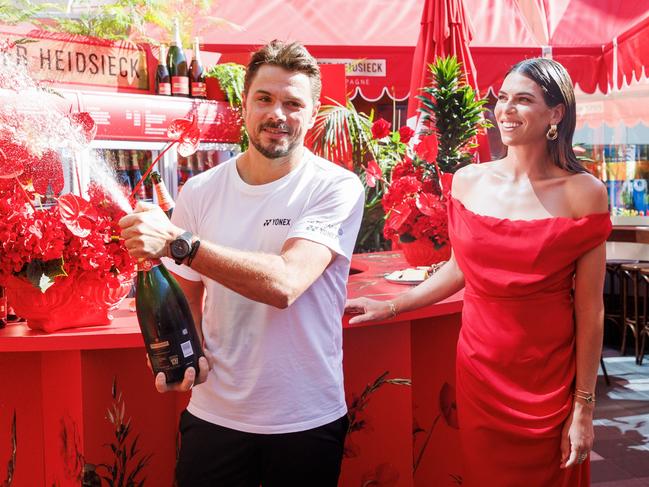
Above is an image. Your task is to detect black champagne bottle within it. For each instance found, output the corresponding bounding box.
[115,150,132,192]
[167,19,189,97]
[135,258,204,384]
[189,37,206,99]
[155,44,172,96]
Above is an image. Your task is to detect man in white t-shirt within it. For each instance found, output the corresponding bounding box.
[119,40,364,486]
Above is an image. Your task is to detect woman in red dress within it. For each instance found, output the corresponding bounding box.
[346,58,610,486]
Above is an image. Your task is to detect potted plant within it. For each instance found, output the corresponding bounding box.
[205,62,245,105]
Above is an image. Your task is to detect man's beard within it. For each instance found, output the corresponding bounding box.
[249,121,299,159]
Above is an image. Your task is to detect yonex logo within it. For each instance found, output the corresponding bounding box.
[263,218,291,227]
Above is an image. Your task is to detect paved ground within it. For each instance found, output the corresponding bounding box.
[592,348,649,486]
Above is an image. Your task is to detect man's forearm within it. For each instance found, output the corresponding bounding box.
[186,240,311,308]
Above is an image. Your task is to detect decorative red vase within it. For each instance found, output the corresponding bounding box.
[400,238,451,267]
[205,77,227,101]
[4,271,134,333]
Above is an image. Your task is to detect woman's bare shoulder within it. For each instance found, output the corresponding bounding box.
[452,161,496,199]
[565,172,609,217]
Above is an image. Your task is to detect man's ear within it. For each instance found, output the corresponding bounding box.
[307,101,321,129]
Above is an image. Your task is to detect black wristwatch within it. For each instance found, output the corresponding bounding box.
[170,231,194,265]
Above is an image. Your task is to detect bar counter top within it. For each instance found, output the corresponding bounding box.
[0,251,464,352]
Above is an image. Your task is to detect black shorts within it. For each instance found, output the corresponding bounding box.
[176,410,349,487]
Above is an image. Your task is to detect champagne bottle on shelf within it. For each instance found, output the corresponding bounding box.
[167,19,189,97]
[135,185,203,384]
[177,155,194,190]
[151,171,175,217]
[115,150,132,192]
[189,37,206,99]
[195,151,206,173]
[130,151,147,201]
[155,45,172,96]
[0,287,7,329]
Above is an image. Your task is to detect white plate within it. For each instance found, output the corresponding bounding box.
[383,262,447,285]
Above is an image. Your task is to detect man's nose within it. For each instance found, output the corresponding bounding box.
[268,102,287,121]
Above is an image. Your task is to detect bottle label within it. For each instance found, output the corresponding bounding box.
[172,76,189,95]
[191,82,207,98]
[158,82,172,96]
[180,340,194,358]
[154,183,175,213]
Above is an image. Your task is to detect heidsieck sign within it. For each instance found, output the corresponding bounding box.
[318,58,387,78]
[0,32,149,91]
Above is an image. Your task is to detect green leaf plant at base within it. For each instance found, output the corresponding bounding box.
[417,56,492,174]
[16,257,67,293]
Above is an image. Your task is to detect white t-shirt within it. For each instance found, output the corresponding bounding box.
[162,149,365,434]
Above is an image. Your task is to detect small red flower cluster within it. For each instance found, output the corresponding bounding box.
[381,156,449,247]
[0,183,135,289]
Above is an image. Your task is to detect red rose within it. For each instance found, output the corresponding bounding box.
[398,126,415,144]
[371,118,391,139]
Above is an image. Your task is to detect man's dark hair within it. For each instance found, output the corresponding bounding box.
[244,40,321,102]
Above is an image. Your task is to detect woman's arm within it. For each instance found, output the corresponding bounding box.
[345,251,464,324]
[561,175,608,469]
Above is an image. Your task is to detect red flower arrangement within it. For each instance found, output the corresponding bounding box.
[0,180,135,293]
[382,163,449,248]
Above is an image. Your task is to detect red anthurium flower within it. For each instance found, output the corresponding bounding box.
[371,118,391,139]
[69,112,97,144]
[416,191,441,216]
[398,125,415,144]
[58,193,98,238]
[167,116,200,157]
[364,159,383,188]
[387,202,412,233]
[414,133,439,162]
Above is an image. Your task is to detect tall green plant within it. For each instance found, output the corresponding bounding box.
[418,56,491,173]
[205,63,248,152]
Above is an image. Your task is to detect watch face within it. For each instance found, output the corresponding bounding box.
[170,239,191,259]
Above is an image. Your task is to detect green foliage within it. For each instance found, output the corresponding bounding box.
[1,410,16,487]
[205,63,248,152]
[418,56,491,173]
[17,257,67,293]
[205,62,245,107]
[0,0,56,25]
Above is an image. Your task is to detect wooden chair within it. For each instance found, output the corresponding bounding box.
[620,263,649,362]
[637,268,649,365]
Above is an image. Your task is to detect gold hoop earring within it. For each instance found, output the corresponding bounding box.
[546,124,558,141]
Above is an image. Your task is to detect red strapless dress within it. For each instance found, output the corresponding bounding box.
[448,196,612,487]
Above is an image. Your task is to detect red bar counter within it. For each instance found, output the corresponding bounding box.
[0,252,463,487]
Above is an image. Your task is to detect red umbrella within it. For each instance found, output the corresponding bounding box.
[407,0,490,162]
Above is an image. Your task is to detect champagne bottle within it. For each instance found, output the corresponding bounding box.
[167,19,189,97]
[136,258,204,384]
[129,151,147,201]
[151,171,175,217]
[114,150,132,192]
[189,37,206,99]
[155,45,172,96]
[0,287,7,329]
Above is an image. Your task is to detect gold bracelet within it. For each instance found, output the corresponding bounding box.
[387,301,398,318]
[573,389,596,405]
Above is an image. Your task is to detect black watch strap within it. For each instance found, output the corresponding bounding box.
[186,239,201,267]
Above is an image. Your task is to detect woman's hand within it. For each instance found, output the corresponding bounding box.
[560,402,594,469]
[345,297,395,324]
